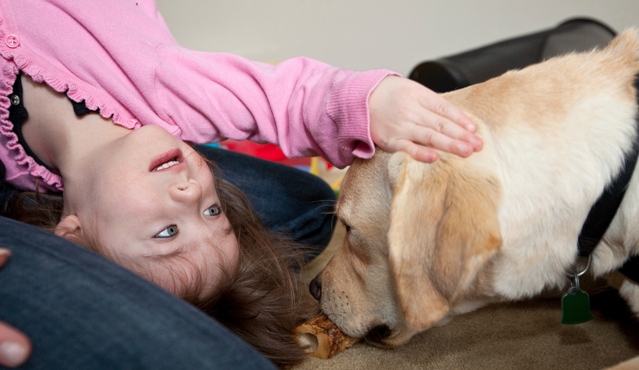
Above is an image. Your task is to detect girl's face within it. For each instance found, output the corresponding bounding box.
[62,125,240,298]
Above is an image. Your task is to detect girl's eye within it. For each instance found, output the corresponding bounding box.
[155,225,178,239]
[203,205,221,216]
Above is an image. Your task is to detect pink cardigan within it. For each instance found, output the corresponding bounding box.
[0,0,396,192]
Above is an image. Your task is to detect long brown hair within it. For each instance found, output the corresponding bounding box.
[3,174,317,368]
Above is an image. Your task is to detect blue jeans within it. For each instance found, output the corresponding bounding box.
[0,148,337,369]
[0,216,277,370]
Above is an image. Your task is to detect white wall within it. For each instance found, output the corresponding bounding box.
[156,0,638,76]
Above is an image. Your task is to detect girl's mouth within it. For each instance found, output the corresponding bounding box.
[149,148,184,172]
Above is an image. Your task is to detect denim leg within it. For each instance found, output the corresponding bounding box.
[195,145,337,261]
[0,217,276,370]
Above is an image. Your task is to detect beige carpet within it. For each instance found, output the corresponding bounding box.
[296,222,639,370]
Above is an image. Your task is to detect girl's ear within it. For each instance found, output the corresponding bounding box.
[54,215,85,244]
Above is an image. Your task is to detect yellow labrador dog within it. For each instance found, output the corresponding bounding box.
[310,29,639,347]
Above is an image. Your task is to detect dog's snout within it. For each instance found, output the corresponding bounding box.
[309,277,322,301]
[364,325,392,343]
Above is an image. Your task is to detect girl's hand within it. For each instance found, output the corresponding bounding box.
[0,249,31,368]
[369,76,483,162]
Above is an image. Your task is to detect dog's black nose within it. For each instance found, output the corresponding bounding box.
[364,325,392,344]
[309,277,322,301]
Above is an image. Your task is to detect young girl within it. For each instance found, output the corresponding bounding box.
[0,0,482,368]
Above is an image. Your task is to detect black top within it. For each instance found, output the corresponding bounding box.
[7,74,99,174]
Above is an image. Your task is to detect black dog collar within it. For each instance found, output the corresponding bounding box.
[576,75,639,284]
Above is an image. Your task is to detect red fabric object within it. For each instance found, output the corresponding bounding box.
[222,141,287,161]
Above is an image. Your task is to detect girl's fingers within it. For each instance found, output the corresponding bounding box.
[399,135,471,161]
[415,109,483,152]
[0,322,31,368]
[0,249,10,269]
[418,88,483,151]
[425,130,475,157]
[419,88,476,131]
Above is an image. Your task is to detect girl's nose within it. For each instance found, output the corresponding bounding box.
[169,179,202,203]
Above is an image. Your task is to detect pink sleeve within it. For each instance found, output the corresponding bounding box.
[153,47,398,168]
[0,0,399,168]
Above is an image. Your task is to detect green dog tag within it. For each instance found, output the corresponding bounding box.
[561,287,594,325]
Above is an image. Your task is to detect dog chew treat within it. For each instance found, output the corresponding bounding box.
[294,313,361,359]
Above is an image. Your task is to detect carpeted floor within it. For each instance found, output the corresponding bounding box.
[295,222,639,370]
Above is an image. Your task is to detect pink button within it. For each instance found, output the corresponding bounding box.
[5,34,19,48]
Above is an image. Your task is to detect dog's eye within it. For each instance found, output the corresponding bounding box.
[338,218,352,233]
[343,223,352,233]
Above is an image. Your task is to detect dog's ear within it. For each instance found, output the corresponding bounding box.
[387,152,502,331]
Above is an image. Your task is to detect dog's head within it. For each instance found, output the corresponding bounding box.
[312,147,503,347]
